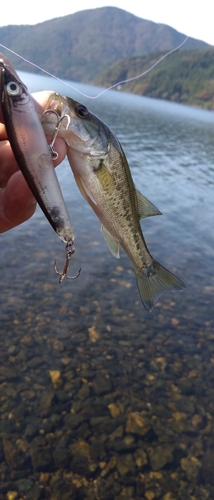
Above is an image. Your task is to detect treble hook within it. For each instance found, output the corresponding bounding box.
[54,242,81,284]
[41,110,70,160]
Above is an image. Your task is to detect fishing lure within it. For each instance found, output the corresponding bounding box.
[0,54,80,281]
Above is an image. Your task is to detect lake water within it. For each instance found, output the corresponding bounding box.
[0,70,214,499]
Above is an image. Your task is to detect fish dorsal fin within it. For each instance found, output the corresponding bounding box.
[101,225,120,258]
[136,189,162,219]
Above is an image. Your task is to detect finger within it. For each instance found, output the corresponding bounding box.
[0,122,7,139]
[0,170,37,233]
[0,140,19,187]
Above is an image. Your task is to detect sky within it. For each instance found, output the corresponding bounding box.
[0,0,214,46]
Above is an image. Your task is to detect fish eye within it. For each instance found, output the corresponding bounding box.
[6,81,21,96]
[75,104,89,119]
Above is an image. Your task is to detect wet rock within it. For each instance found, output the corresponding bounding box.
[108,403,124,418]
[176,378,194,395]
[0,366,18,380]
[30,447,53,471]
[49,370,63,389]
[25,485,43,500]
[47,479,77,500]
[191,413,207,430]
[28,356,44,368]
[70,455,90,476]
[52,446,70,468]
[32,435,47,447]
[125,412,151,436]
[70,439,91,459]
[2,439,22,468]
[90,438,106,461]
[63,413,86,429]
[134,448,148,468]
[77,383,91,400]
[6,493,18,500]
[145,491,155,500]
[52,339,64,352]
[109,424,124,441]
[40,390,57,417]
[172,397,195,415]
[117,485,135,498]
[162,494,177,500]
[148,444,174,471]
[201,449,214,485]
[88,325,100,342]
[180,455,201,481]
[171,411,196,434]
[24,423,38,440]
[110,435,137,453]
[116,453,135,476]
[100,456,117,477]
[0,420,17,438]
[92,375,112,396]
[15,479,33,493]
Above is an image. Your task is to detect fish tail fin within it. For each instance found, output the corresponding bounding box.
[136,259,185,313]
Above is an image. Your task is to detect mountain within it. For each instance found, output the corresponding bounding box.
[95,49,214,110]
[0,7,211,83]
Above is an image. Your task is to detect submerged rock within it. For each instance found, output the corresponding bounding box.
[148,445,174,471]
[126,412,151,436]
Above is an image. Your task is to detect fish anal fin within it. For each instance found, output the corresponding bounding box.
[101,225,120,258]
[136,189,162,219]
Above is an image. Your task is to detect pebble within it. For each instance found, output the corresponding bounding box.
[108,403,124,417]
[49,370,63,389]
[148,445,174,471]
[6,493,18,500]
[180,455,201,481]
[126,412,151,436]
[88,325,100,342]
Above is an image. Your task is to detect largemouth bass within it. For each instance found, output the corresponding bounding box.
[0,55,74,244]
[42,93,185,312]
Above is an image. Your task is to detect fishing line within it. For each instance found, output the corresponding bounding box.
[0,36,188,100]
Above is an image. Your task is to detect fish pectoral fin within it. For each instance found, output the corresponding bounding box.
[101,225,120,258]
[136,189,162,219]
[75,176,97,206]
[95,162,115,193]
[136,260,185,313]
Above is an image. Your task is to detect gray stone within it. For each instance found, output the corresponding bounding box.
[63,413,85,429]
[15,479,33,492]
[116,453,135,476]
[92,375,112,396]
[52,446,70,468]
[148,444,174,471]
[30,447,53,471]
[40,390,57,416]
[180,455,201,481]
[201,450,214,485]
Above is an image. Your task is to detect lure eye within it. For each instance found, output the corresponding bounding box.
[75,104,89,119]
[6,81,21,96]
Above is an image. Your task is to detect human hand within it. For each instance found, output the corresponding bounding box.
[0,90,67,233]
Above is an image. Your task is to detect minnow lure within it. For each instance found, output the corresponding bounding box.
[0,55,79,281]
